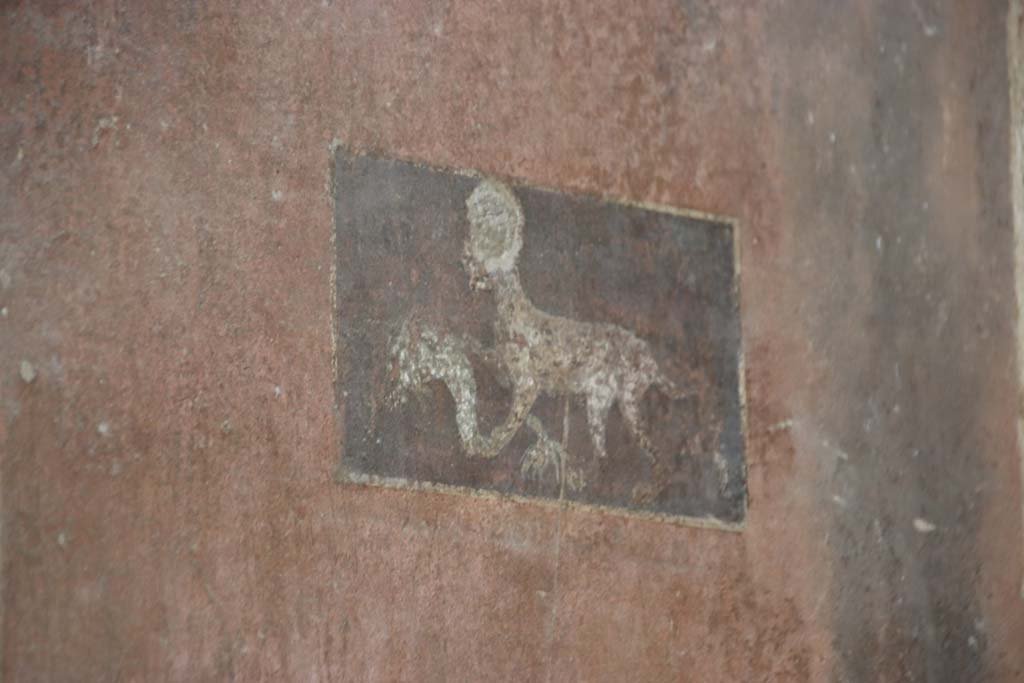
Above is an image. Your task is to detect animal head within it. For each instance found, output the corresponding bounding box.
[464,179,523,289]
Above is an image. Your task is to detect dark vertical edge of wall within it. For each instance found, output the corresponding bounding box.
[1008,0,1024,603]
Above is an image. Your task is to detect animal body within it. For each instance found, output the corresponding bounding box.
[486,270,687,462]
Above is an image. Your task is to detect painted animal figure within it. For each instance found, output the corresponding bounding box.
[462,180,688,497]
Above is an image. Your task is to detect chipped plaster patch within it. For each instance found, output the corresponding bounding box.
[18,361,36,384]
[913,518,937,534]
[91,116,119,147]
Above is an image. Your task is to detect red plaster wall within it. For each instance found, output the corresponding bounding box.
[1,1,1021,680]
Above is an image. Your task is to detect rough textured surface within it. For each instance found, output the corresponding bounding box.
[1,1,1022,680]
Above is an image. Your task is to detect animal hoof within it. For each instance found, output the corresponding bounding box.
[521,441,559,483]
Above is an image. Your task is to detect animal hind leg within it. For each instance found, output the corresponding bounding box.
[621,389,669,505]
[620,391,659,462]
[585,392,614,458]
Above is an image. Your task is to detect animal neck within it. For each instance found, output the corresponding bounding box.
[491,270,528,316]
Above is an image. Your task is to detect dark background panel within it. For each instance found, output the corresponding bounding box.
[335,150,745,523]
